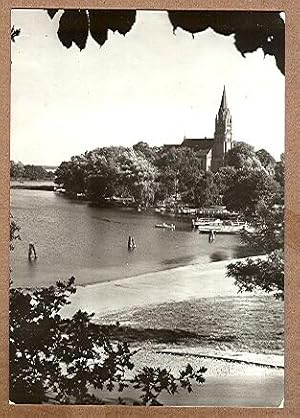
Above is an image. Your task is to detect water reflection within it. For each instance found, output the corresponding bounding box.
[28,257,38,267]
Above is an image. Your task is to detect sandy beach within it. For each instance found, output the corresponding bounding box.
[61,258,243,318]
[61,258,284,407]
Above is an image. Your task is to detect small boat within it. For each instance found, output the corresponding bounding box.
[198,225,236,234]
[192,218,222,228]
[54,187,66,194]
[198,222,254,235]
[155,223,176,230]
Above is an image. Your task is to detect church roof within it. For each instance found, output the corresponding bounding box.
[181,138,213,151]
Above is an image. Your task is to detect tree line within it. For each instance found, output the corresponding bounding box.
[11,161,54,181]
[55,141,283,216]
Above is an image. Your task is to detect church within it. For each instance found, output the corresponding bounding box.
[179,86,233,172]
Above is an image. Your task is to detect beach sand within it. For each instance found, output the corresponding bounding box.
[62,258,242,318]
[61,258,284,407]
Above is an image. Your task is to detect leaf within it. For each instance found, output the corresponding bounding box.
[168,11,284,75]
[168,11,209,34]
[47,9,59,20]
[89,10,136,47]
[58,10,89,50]
[185,363,193,374]
[11,26,21,42]
[89,13,108,47]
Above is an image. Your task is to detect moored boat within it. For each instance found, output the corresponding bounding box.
[192,217,255,234]
[198,221,254,235]
[198,225,240,234]
[155,223,176,230]
[192,218,223,228]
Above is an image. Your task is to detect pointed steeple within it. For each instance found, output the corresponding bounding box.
[220,85,228,110]
[213,85,233,172]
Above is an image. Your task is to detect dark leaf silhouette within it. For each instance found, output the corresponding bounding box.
[89,10,137,47]
[47,9,58,20]
[11,26,21,42]
[91,9,136,35]
[58,10,89,50]
[89,10,108,47]
[168,11,214,35]
[48,9,284,74]
[167,11,285,74]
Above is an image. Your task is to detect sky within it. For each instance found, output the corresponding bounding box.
[11,10,285,166]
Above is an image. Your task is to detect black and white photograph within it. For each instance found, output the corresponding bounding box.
[9,9,285,407]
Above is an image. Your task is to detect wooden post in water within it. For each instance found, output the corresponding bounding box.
[128,236,136,251]
[28,242,37,259]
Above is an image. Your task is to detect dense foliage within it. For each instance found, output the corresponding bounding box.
[10,161,54,181]
[54,142,281,216]
[55,145,220,208]
[225,142,262,170]
[9,220,207,405]
[227,250,284,299]
[226,153,284,299]
[9,214,21,251]
[47,10,284,74]
[222,167,279,217]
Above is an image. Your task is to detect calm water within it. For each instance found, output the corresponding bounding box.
[11,189,241,288]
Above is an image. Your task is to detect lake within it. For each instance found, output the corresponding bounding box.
[11,189,242,288]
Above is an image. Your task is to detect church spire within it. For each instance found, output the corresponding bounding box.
[220,85,228,110]
[213,85,232,172]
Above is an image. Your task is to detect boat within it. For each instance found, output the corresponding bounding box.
[192,218,223,228]
[198,225,239,234]
[155,223,176,230]
[198,220,254,235]
[54,187,66,194]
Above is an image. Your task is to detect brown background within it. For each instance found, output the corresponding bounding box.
[0,1,299,417]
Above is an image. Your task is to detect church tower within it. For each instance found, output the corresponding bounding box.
[212,86,233,171]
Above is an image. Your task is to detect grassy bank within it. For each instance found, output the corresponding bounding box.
[100,294,284,356]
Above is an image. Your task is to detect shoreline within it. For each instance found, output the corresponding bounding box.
[155,348,284,369]
[61,256,264,319]
[74,256,237,288]
[90,343,284,407]
[11,185,240,222]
